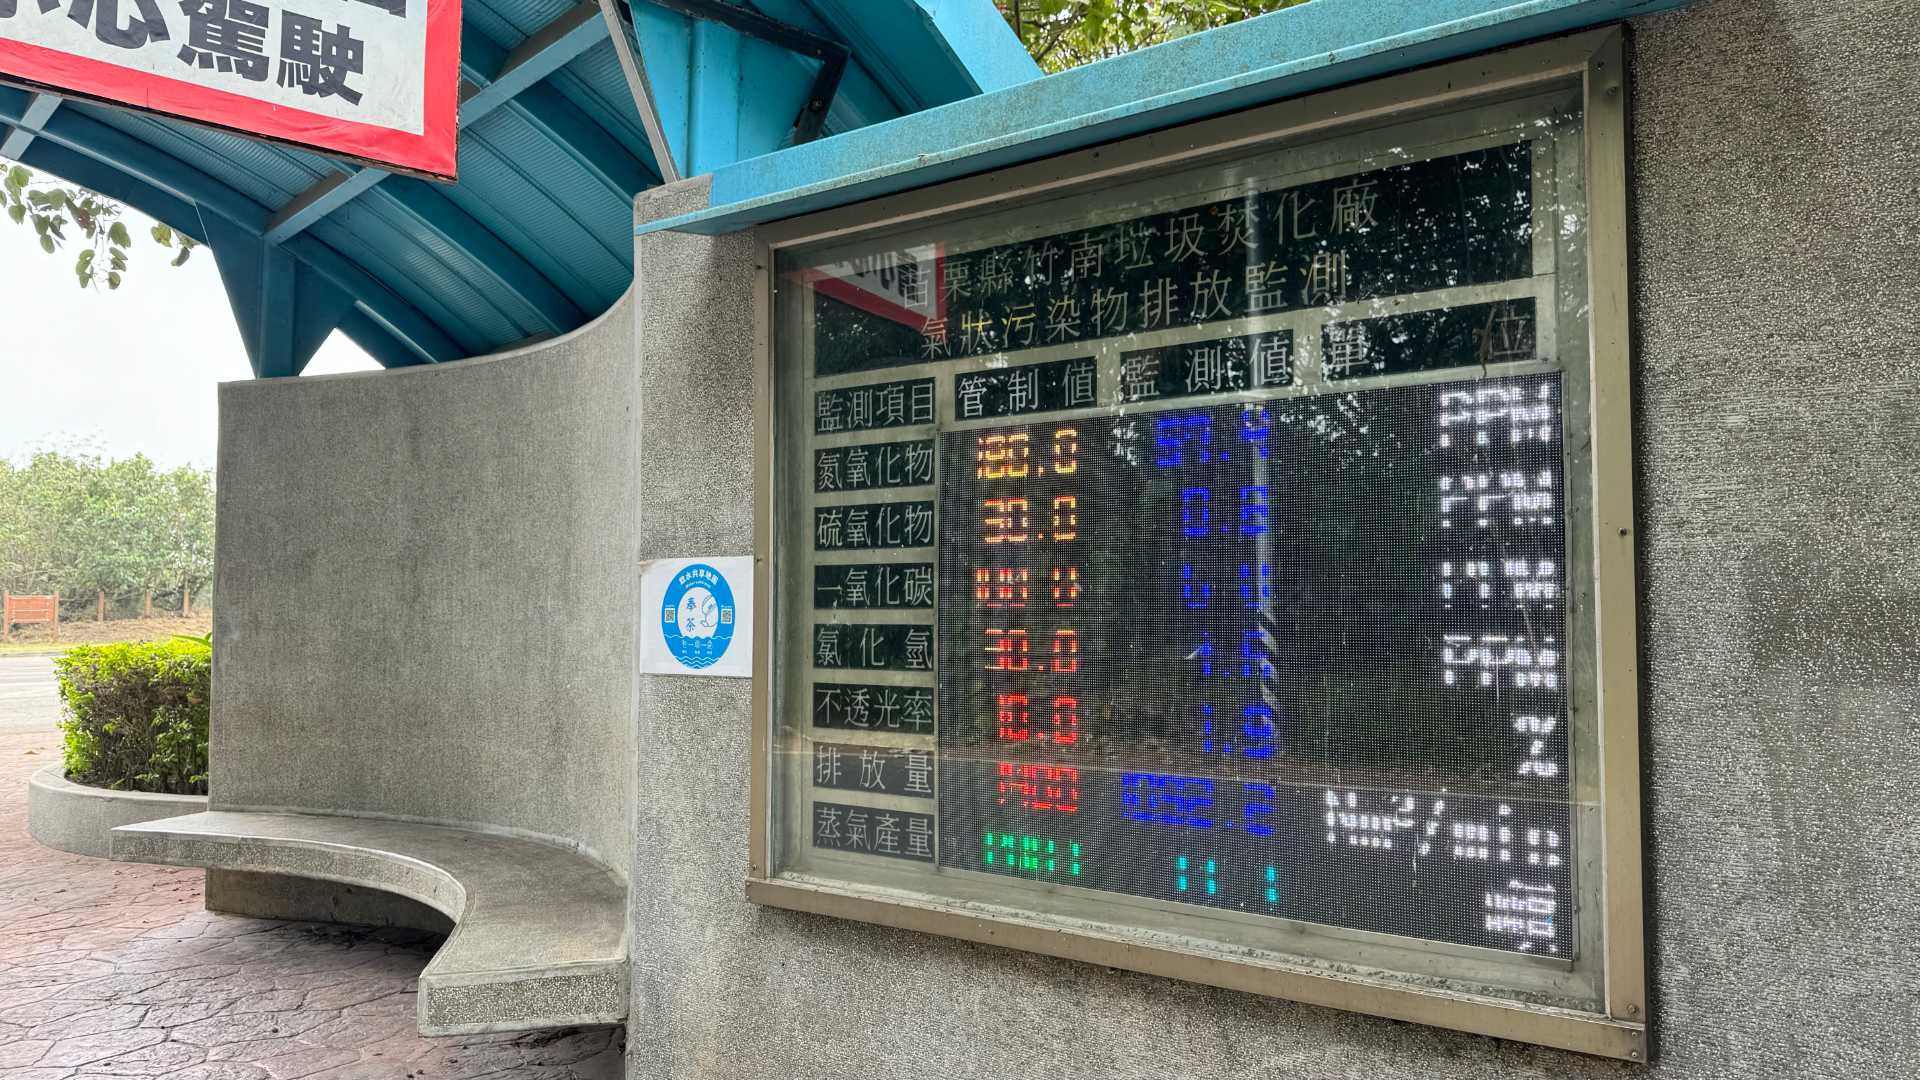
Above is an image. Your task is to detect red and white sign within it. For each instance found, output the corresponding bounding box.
[800,244,945,331]
[0,0,460,180]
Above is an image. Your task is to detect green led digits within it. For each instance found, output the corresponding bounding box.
[983,832,1082,876]
[1175,855,1218,895]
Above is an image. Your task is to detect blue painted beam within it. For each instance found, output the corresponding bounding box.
[0,93,60,160]
[641,0,1692,236]
[201,210,358,378]
[460,27,661,192]
[463,2,612,122]
[265,169,383,245]
[265,4,623,248]
[0,91,463,364]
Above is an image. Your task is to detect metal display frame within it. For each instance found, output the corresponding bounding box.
[746,28,1645,1060]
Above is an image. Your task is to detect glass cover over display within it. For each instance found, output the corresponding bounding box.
[770,94,1600,992]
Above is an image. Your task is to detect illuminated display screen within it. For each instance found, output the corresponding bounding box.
[774,90,1612,990]
[935,373,1570,954]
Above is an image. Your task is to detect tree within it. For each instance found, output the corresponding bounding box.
[0,449,215,604]
[996,0,1312,72]
[1,163,195,290]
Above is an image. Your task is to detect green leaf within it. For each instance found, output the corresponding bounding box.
[77,249,94,269]
[6,203,22,225]
[151,223,172,245]
[108,221,130,247]
[107,271,122,290]
[39,233,54,254]
[172,246,192,267]
[6,165,28,190]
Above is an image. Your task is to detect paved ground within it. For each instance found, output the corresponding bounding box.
[0,662,624,1078]
[0,655,62,733]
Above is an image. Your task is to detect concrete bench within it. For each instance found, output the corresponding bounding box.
[112,811,627,1036]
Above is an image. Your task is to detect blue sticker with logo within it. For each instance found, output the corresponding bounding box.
[661,563,737,670]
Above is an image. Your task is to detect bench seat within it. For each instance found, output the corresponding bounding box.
[112,810,627,1036]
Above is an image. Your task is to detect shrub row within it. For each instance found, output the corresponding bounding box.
[56,638,210,796]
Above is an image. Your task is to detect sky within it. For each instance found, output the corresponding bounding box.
[0,191,377,471]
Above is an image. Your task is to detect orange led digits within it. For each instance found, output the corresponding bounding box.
[976,432,1032,480]
[983,497,1030,543]
[1051,495,1078,541]
[1051,428,1079,475]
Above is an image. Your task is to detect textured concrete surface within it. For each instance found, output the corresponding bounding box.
[205,870,452,936]
[211,293,638,880]
[114,811,629,1035]
[0,654,61,733]
[0,728,624,1079]
[624,3,1920,1078]
[28,764,207,859]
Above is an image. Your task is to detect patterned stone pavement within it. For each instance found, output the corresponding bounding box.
[0,728,624,1079]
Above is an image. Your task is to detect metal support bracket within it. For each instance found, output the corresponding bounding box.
[645,0,850,144]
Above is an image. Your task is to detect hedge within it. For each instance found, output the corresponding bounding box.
[55,638,210,795]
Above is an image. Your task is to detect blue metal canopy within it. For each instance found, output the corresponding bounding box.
[0,1,1037,377]
[640,0,1691,238]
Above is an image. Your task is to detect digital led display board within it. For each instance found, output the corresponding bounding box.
[758,39,1645,1057]
[936,372,1570,954]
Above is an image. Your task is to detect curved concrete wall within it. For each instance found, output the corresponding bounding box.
[626,2,1920,1078]
[27,765,207,859]
[211,291,637,879]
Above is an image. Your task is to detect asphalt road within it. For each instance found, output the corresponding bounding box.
[0,653,61,733]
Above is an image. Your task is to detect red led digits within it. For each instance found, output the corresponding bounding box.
[984,628,1031,671]
[972,423,1089,846]
[1051,567,1081,607]
[1050,629,1079,673]
[996,693,1032,741]
[995,761,1081,813]
[1050,696,1080,745]
[975,567,1030,609]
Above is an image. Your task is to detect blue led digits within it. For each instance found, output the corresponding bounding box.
[1181,564,1212,608]
[1239,407,1271,459]
[1239,485,1270,535]
[1155,414,1214,467]
[1240,705,1277,759]
[1181,487,1211,537]
[1240,628,1274,679]
[1121,773,1215,829]
[1244,783,1276,836]
[1239,563,1272,609]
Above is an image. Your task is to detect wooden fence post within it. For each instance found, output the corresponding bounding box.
[183,586,192,618]
[51,591,58,642]
[144,590,152,619]
[2,593,10,643]
[98,590,106,622]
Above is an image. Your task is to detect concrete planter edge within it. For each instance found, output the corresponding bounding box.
[27,763,208,860]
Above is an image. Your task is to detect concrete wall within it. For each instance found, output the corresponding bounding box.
[213,292,638,880]
[625,2,1919,1077]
